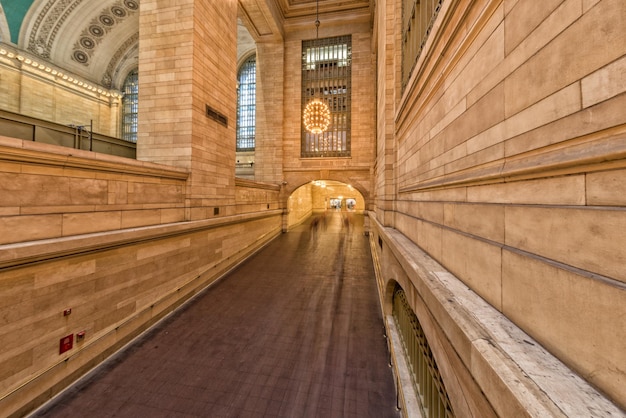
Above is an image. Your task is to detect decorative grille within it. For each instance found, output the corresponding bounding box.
[237,55,256,151]
[301,35,351,158]
[122,69,138,143]
[393,286,455,418]
[402,0,444,91]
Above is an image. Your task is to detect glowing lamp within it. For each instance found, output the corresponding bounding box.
[303,99,331,134]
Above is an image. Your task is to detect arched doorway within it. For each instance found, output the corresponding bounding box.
[286,180,365,230]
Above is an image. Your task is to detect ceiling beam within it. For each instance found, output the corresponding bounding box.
[238,0,285,42]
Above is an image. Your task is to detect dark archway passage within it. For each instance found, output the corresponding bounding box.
[32,212,399,418]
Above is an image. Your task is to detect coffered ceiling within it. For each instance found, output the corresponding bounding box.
[0,0,139,89]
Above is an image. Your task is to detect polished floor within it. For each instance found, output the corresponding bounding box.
[31,212,400,418]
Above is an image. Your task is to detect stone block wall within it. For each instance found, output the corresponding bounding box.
[287,182,313,228]
[137,0,238,214]
[235,177,282,214]
[0,138,282,417]
[1,8,285,415]
[281,19,375,200]
[0,213,281,418]
[374,0,625,413]
[0,137,188,245]
[0,54,120,137]
[254,41,284,184]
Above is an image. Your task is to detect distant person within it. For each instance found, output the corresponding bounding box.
[343,213,352,231]
[310,216,320,232]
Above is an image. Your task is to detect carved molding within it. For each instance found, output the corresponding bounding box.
[71,0,139,66]
[27,0,81,59]
[102,32,139,88]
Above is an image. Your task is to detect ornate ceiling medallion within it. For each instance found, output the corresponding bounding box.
[89,25,105,37]
[71,0,139,66]
[123,0,139,10]
[99,15,115,27]
[111,6,127,18]
[79,37,96,49]
[73,50,88,64]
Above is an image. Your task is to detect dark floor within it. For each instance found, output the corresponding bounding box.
[32,212,400,418]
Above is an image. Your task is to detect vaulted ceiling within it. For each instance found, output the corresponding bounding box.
[0,0,371,90]
[0,0,139,89]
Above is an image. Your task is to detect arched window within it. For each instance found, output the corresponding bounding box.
[237,55,256,151]
[122,69,138,143]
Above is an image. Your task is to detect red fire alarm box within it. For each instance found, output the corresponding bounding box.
[59,334,73,354]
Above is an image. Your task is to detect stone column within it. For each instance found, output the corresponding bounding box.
[137,0,238,219]
[374,0,399,227]
[254,41,284,184]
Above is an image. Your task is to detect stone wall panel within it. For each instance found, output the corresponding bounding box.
[505,205,626,284]
[377,0,626,408]
[501,250,626,404]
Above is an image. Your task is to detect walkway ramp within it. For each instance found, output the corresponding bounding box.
[31,212,399,418]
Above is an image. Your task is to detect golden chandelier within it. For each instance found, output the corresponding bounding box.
[303,0,331,135]
[303,99,331,134]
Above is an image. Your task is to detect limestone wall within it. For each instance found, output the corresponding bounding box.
[0,54,120,137]
[0,136,188,245]
[287,182,314,228]
[254,41,285,184]
[137,0,238,214]
[374,0,625,413]
[0,138,282,417]
[280,19,375,199]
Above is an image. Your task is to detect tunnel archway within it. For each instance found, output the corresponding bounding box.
[285,180,365,230]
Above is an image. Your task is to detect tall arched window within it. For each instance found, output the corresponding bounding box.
[237,55,256,151]
[122,69,138,143]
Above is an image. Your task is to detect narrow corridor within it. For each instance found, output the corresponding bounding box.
[31,212,399,418]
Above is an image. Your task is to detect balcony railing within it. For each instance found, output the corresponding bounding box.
[0,109,136,159]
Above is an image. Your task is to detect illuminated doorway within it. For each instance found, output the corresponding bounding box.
[286,180,364,229]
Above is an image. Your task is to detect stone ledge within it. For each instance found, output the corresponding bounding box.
[399,131,626,193]
[0,136,189,180]
[372,216,623,417]
[235,177,281,191]
[0,210,283,270]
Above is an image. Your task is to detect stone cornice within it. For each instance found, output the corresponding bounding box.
[0,43,123,99]
[399,129,626,193]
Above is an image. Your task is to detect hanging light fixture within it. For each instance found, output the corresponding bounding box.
[303,98,331,134]
[303,0,331,135]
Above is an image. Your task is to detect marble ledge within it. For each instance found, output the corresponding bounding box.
[0,136,189,180]
[373,217,623,417]
[0,210,283,270]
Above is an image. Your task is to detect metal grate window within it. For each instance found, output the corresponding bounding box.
[301,35,351,158]
[122,69,138,143]
[402,0,444,91]
[393,286,455,418]
[237,55,256,151]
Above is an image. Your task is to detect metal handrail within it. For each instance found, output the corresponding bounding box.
[0,109,136,158]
